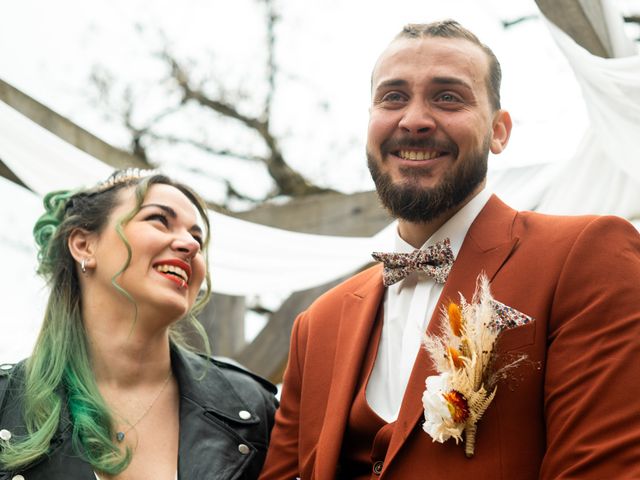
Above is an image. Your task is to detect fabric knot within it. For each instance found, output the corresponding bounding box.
[372,238,454,286]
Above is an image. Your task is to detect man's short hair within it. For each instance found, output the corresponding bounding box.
[397,20,502,110]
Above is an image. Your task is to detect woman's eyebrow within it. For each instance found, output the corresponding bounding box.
[141,203,203,235]
[140,203,177,218]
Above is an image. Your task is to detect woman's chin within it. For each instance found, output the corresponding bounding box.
[140,299,191,327]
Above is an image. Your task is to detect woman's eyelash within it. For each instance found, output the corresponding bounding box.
[147,213,169,225]
[146,212,203,247]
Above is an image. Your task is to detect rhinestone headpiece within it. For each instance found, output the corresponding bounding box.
[91,168,159,194]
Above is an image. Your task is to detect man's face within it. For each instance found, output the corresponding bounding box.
[366,36,510,223]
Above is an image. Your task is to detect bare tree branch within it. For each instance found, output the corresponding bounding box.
[146,132,266,163]
[224,180,264,204]
[502,14,538,29]
[121,87,151,164]
[164,50,333,198]
[91,0,335,206]
[262,0,278,123]
[624,15,640,24]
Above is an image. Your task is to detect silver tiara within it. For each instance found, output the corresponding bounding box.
[91,168,159,193]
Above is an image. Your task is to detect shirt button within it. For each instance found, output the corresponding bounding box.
[12,475,25,480]
[373,460,383,475]
[0,429,12,441]
[238,443,250,455]
[238,410,251,420]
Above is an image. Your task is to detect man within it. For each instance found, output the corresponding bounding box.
[260,20,640,479]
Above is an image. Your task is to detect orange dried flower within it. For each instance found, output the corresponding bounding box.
[447,346,464,369]
[443,390,470,423]
[448,302,463,337]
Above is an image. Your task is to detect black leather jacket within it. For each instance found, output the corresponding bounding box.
[0,345,278,479]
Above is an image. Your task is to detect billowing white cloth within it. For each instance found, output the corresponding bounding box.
[0,176,48,361]
[0,101,111,192]
[535,16,640,219]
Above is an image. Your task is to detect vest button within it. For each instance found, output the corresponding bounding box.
[238,443,251,455]
[0,429,12,441]
[373,460,383,475]
[12,475,25,480]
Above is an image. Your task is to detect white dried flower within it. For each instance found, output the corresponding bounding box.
[422,373,465,444]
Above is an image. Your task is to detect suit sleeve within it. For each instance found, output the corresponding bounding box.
[541,216,640,478]
[259,311,308,479]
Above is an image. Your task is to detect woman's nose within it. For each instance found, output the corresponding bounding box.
[172,234,200,258]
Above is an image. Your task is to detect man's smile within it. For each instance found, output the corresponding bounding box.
[394,149,448,161]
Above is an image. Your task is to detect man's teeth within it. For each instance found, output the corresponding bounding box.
[399,150,440,161]
[155,264,188,283]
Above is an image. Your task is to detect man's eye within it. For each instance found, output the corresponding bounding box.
[437,93,460,103]
[381,92,406,103]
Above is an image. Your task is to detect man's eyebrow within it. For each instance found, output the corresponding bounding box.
[431,76,472,90]
[140,203,203,235]
[374,79,409,91]
[373,77,473,92]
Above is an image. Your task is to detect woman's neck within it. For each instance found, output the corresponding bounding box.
[83,306,173,388]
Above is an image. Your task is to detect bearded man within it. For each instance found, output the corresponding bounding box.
[259,20,640,479]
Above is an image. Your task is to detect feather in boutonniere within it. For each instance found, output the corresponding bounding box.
[422,274,531,457]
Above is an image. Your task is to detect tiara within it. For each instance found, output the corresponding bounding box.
[91,168,159,193]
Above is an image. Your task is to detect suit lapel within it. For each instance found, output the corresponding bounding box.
[314,266,385,479]
[384,195,519,467]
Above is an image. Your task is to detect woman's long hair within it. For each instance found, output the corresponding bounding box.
[0,172,212,474]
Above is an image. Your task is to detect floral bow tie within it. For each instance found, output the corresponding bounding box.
[372,238,454,287]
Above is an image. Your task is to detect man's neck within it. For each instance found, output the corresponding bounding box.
[397,185,486,248]
[397,216,450,249]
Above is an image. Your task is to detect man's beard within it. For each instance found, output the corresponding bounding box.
[367,137,490,223]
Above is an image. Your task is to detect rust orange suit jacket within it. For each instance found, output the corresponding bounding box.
[260,196,640,479]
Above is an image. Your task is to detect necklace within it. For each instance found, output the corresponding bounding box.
[114,370,172,442]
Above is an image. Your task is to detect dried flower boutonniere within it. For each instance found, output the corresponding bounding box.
[422,274,532,457]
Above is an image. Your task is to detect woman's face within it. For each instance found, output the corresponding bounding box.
[90,183,207,323]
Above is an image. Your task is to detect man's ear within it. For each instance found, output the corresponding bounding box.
[68,228,97,269]
[490,109,512,155]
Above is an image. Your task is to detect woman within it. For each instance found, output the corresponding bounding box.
[0,169,277,479]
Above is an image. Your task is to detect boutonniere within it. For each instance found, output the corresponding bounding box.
[421,274,532,457]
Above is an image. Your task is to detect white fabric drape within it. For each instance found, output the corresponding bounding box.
[535,16,640,219]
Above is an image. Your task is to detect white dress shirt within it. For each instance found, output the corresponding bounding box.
[366,189,492,422]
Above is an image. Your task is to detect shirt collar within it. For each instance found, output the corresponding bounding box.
[394,188,492,259]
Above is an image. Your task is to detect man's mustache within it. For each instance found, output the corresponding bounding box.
[381,137,458,156]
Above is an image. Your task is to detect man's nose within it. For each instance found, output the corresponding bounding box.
[398,100,436,135]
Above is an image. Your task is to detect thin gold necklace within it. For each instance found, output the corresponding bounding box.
[114,370,172,443]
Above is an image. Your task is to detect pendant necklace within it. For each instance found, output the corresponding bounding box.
[115,370,172,443]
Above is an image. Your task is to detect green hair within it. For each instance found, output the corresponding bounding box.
[0,172,212,474]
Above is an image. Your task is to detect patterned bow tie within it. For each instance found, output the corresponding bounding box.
[372,238,454,287]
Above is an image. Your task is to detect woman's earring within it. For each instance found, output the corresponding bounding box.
[81,258,87,274]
